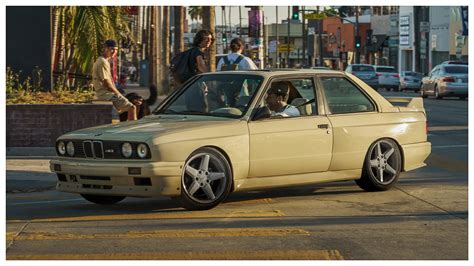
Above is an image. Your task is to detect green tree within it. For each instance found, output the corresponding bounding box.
[52,6,131,87]
[188,6,202,22]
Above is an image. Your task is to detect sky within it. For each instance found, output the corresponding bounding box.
[191,6,328,27]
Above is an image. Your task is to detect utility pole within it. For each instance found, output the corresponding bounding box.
[317,6,323,66]
[239,6,242,39]
[276,6,279,68]
[302,6,306,66]
[355,6,360,64]
[287,6,290,68]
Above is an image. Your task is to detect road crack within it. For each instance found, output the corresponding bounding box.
[394,186,467,221]
[6,221,31,252]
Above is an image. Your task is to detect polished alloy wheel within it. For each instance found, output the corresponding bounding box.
[179,148,232,210]
[368,140,399,185]
[356,139,401,191]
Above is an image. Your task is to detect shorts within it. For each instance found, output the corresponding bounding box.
[110,94,134,113]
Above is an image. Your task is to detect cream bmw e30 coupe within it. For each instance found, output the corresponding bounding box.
[50,69,431,210]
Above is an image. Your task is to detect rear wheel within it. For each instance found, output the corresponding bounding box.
[356,139,402,192]
[179,147,233,210]
[81,194,126,205]
[420,88,428,98]
[435,86,443,99]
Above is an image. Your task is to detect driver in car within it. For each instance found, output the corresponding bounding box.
[265,81,300,117]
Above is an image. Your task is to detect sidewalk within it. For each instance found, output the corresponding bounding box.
[6,158,57,193]
[6,83,170,194]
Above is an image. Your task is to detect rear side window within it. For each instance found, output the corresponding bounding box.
[320,77,375,114]
[444,66,468,74]
[352,65,375,72]
[376,67,397,73]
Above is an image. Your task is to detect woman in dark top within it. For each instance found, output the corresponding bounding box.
[189,29,215,75]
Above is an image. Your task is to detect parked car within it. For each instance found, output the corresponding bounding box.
[345,64,379,90]
[374,65,400,91]
[50,69,431,210]
[400,71,423,92]
[420,64,468,100]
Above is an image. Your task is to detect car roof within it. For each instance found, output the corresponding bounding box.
[200,69,344,78]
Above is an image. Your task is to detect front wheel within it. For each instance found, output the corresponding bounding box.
[179,147,233,210]
[81,194,126,205]
[356,139,402,192]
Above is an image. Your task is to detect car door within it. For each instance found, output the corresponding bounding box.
[425,68,438,94]
[247,77,333,178]
[317,75,379,171]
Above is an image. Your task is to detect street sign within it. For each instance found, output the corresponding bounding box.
[420,21,430,32]
[304,13,327,20]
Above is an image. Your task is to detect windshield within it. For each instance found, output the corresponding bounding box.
[156,74,263,118]
[352,65,374,72]
[444,66,468,74]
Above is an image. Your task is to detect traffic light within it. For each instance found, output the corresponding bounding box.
[222,34,227,43]
[292,6,299,20]
[355,35,361,49]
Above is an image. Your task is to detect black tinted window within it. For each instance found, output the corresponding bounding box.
[321,77,375,114]
[352,65,375,72]
[377,67,397,73]
[444,66,468,74]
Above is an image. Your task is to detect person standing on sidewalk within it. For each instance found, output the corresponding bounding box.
[92,40,137,121]
[217,38,258,71]
[171,29,215,86]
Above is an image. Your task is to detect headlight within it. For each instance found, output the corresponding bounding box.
[57,141,66,155]
[122,143,133,158]
[137,143,148,159]
[66,141,75,157]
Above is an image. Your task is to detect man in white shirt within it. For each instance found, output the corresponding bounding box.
[217,38,258,71]
[265,81,300,117]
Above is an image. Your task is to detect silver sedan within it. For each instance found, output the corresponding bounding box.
[421,64,468,100]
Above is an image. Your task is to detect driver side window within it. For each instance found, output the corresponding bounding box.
[257,78,317,118]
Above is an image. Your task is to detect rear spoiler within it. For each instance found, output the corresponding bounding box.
[385,97,426,115]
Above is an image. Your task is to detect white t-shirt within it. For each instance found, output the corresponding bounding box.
[217,53,258,71]
[272,105,300,117]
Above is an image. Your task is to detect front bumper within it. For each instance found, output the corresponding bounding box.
[50,158,183,197]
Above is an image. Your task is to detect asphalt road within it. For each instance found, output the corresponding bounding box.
[6,91,468,260]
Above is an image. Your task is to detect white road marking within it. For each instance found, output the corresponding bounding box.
[431,145,468,149]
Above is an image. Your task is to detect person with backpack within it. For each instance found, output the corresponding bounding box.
[170,29,215,86]
[217,38,258,71]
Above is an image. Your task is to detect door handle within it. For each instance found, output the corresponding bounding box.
[318,124,329,129]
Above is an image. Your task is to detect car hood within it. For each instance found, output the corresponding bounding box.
[60,115,241,141]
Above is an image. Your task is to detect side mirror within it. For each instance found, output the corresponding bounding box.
[252,106,271,121]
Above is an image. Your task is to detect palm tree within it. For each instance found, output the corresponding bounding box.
[188,6,202,22]
[162,6,170,93]
[173,6,185,55]
[202,6,216,72]
[51,6,131,87]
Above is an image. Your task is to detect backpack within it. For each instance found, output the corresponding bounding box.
[220,55,244,71]
[170,49,194,84]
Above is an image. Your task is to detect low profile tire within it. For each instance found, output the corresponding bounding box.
[435,86,443,99]
[420,89,427,98]
[81,194,126,205]
[179,147,233,210]
[356,139,402,192]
